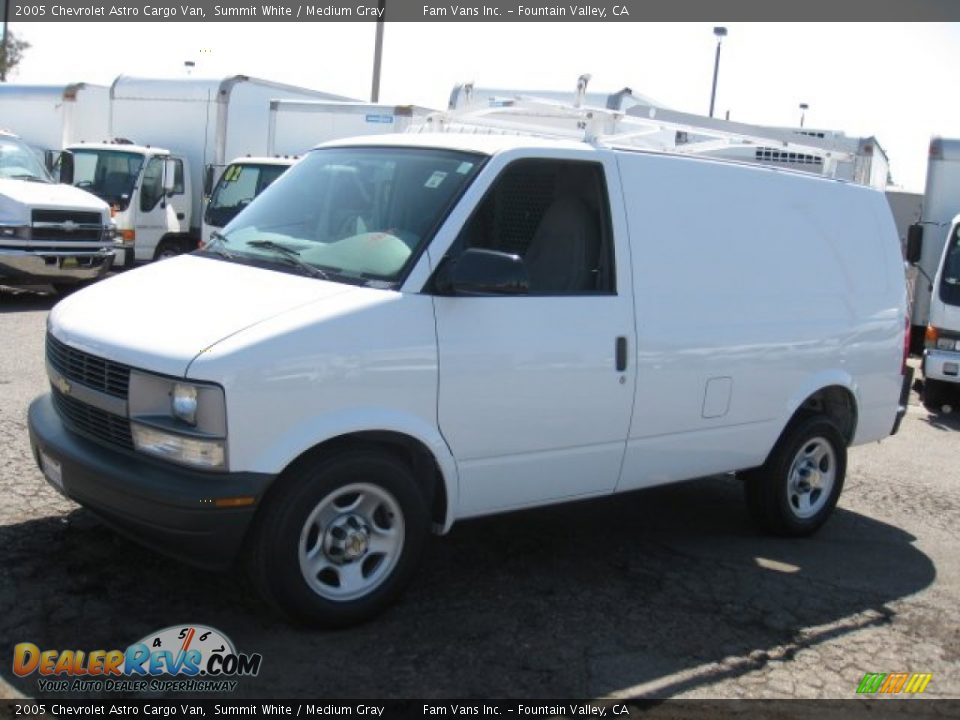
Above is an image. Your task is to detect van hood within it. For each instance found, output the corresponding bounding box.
[49,254,358,377]
[0,178,108,220]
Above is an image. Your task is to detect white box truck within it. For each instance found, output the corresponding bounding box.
[0,130,116,291]
[905,137,960,354]
[0,83,110,157]
[29,101,910,626]
[201,101,434,244]
[61,75,350,264]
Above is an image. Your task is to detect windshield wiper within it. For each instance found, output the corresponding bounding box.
[9,174,49,183]
[246,239,329,280]
[204,230,236,259]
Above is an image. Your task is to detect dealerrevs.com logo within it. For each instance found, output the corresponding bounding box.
[13,625,262,693]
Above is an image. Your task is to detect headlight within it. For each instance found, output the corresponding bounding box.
[172,383,198,425]
[0,225,31,240]
[128,371,227,470]
[131,424,225,469]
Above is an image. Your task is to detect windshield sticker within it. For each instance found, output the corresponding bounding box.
[455,162,474,175]
[425,171,447,189]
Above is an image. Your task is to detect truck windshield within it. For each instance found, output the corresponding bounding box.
[204,162,290,229]
[940,225,960,306]
[213,147,484,285]
[69,149,144,210]
[0,136,51,183]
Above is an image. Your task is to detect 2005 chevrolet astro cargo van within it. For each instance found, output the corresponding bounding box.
[29,133,911,626]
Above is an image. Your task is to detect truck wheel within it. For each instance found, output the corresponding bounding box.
[743,415,846,537]
[154,238,194,261]
[923,378,948,411]
[247,449,429,627]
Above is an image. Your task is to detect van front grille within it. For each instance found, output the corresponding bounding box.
[46,333,131,399]
[51,387,134,451]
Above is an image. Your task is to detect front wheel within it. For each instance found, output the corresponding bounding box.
[246,449,429,627]
[743,415,846,537]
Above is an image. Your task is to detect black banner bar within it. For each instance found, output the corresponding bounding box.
[4,0,960,22]
[1,699,959,720]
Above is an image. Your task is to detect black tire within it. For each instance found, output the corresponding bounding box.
[246,448,429,627]
[923,377,948,412]
[153,237,194,261]
[743,415,847,537]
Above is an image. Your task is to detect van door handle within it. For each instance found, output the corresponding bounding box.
[615,336,628,372]
[176,213,185,220]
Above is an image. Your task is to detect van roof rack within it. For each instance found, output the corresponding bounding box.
[421,76,862,178]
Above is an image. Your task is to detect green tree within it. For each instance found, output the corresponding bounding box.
[0,31,30,81]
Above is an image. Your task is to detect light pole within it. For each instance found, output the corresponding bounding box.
[708,26,727,118]
[370,0,386,102]
[799,102,809,128]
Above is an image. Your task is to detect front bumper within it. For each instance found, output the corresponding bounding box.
[922,348,960,384]
[0,248,114,283]
[28,393,274,570]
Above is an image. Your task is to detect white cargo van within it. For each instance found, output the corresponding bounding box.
[29,132,910,626]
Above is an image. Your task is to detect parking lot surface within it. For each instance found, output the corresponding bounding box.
[1,287,958,700]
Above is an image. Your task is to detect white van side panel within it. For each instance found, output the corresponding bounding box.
[187,289,458,525]
[615,153,904,491]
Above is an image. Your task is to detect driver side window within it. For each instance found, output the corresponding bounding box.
[450,159,615,295]
[140,157,164,212]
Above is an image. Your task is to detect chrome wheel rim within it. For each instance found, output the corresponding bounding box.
[787,437,836,519]
[298,482,405,601]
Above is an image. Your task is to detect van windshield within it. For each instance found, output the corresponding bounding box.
[940,225,960,306]
[210,147,484,285]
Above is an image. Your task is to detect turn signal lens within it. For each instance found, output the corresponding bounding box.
[925,325,940,349]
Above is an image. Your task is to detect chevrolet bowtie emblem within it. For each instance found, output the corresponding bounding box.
[54,375,71,395]
[62,220,78,233]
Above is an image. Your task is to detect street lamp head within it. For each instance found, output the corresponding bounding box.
[714,26,728,39]
[800,102,809,110]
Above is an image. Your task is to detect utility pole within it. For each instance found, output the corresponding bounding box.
[799,102,809,128]
[708,26,727,118]
[1,0,10,82]
[370,0,386,102]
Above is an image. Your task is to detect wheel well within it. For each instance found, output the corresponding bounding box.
[276,431,448,528]
[796,385,858,445]
[154,234,197,257]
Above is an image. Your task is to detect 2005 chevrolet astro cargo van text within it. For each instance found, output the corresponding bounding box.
[28,133,911,626]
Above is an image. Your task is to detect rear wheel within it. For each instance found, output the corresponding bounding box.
[247,448,429,627]
[743,415,846,537]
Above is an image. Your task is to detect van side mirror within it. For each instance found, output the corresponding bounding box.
[445,248,529,296]
[906,224,923,264]
[59,151,74,185]
[162,159,178,193]
[204,165,215,197]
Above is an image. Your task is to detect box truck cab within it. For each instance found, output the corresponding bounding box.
[201,156,293,246]
[0,130,116,290]
[916,214,960,408]
[61,140,192,264]
[28,133,910,627]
